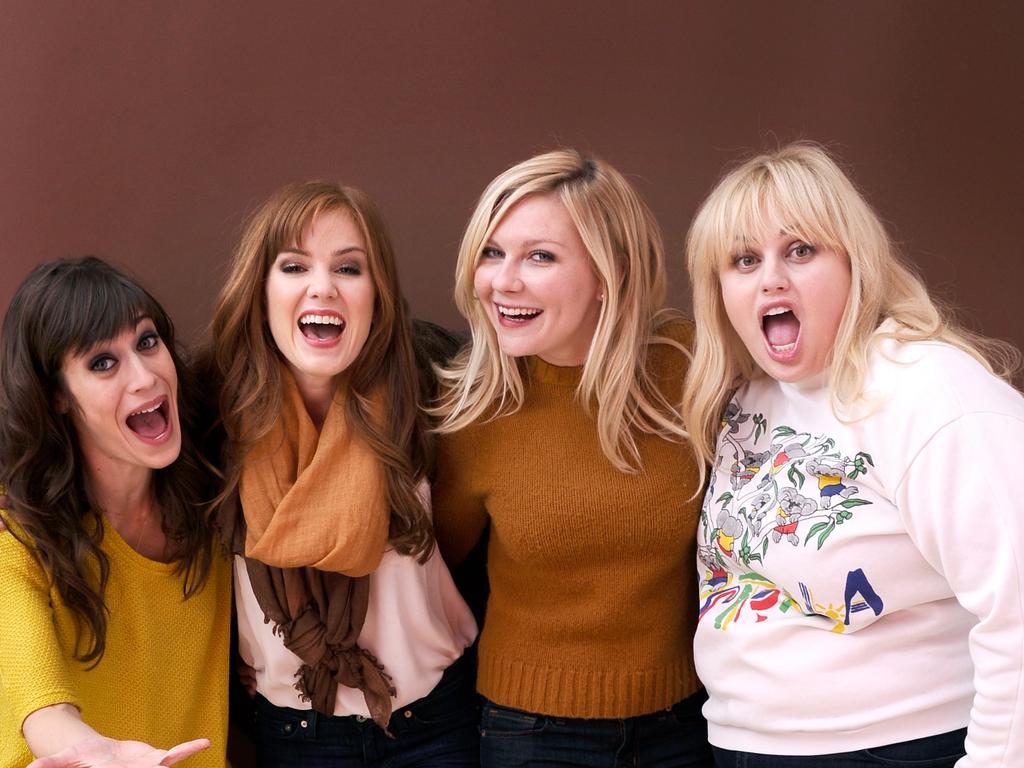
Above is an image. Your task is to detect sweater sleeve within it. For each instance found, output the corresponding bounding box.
[431,431,489,569]
[0,519,80,734]
[894,412,1024,767]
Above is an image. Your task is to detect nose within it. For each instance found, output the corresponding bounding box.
[125,353,158,393]
[306,264,338,299]
[759,254,790,294]
[492,258,523,294]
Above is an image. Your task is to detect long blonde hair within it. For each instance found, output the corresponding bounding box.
[210,181,434,559]
[682,142,1020,468]
[434,149,687,472]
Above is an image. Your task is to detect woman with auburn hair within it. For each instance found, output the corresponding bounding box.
[682,143,1024,767]
[209,181,478,768]
[0,257,229,768]
[433,149,712,767]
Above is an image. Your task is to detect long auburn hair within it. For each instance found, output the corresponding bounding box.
[0,256,215,664]
[682,142,1021,470]
[210,181,433,559]
[434,148,688,472]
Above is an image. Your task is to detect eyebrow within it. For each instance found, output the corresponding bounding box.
[278,246,367,257]
[485,238,565,249]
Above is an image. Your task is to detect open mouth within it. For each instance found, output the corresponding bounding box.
[126,398,170,439]
[299,313,345,341]
[762,306,800,354]
[497,305,542,324]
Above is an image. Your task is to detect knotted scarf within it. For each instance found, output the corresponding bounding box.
[219,369,396,729]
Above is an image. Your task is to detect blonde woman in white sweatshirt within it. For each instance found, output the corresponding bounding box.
[682,143,1023,768]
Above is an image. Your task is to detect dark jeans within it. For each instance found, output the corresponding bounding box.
[711,727,968,768]
[479,689,713,767]
[252,654,480,767]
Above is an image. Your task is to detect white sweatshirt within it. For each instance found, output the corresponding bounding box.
[694,332,1024,766]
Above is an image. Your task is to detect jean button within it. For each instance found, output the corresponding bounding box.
[300,719,308,728]
[404,710,412,718]
[355,715,367,722]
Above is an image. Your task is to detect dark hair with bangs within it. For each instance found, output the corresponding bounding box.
[0,256,215,664]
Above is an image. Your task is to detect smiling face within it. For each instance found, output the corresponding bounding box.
[473,192,603,366]
[60,319,181,475]
[265,207,375,405]
[719,223,851,382]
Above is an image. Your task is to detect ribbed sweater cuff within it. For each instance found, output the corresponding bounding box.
[477,654,700,719]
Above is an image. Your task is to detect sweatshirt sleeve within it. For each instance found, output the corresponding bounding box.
[894,412,1024,767]
[0,519,80,733]
[431,431,489,569]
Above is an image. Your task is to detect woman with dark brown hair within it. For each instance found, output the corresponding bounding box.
[0,257,230,768]
[209,181,477,768]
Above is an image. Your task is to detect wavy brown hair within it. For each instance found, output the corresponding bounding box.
[0,257,215,664]
[210,181,434,559]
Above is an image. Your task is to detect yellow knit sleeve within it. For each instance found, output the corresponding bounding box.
[0,515,79,734]
[432,430,489,568]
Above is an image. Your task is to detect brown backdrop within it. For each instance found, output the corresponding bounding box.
[2,2,1022,354]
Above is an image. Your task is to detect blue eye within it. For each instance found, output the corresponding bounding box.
[733,253,758,269]
[138,332,160,351]
[529,251,555,263]
[481,247,504,260]
[89,355,116,372]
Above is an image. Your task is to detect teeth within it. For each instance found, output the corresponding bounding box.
[300,314,343,325]
[763,307,790,317]
[498,306,541,317]
[130,403,162,416]
[770,343,796,352]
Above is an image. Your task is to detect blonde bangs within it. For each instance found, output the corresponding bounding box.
[710,161,849,272]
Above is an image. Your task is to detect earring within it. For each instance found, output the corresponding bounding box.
[598,292,605,302]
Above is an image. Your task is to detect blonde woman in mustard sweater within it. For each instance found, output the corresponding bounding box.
[432,149,712,768]
[0,257,229,768]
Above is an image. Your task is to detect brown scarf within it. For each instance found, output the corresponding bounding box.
[218,371,396,730]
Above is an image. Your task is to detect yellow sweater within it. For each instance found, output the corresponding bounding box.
[0,515,231,768]
[433,320,703,719]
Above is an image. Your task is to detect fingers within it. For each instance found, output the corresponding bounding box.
[24,755,68,768]
[237,663,258,698]
[159,739,210,767]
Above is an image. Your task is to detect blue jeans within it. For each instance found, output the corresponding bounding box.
[252,654,480,767]
[479,689,713,767]
[711,727,967,767]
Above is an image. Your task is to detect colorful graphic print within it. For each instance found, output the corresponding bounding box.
[698,399,882,632]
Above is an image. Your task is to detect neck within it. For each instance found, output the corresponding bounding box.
[82,454,168,560]
[292,372,340,432]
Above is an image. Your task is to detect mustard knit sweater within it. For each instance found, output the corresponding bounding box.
[0,515,231,768]
[433,320,703,719]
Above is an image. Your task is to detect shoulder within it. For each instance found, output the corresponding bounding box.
[437,418,497,460]
[648,316,695,385]
[653,316,695,348]
[866,336,1024,422]
[0,512,48,588]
